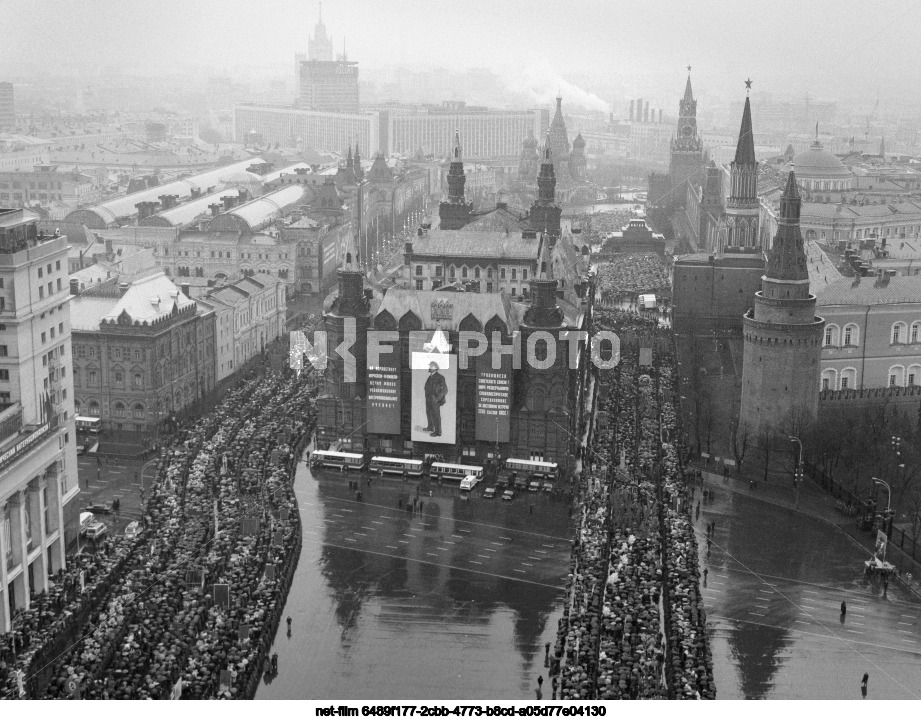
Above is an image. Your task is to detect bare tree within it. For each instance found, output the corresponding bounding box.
[730,418,751,475]
[758,422,778,486]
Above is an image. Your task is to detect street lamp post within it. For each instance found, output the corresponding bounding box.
[789,436,803,507]
[872,477,893,537]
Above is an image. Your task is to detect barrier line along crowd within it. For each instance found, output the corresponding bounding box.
[0,355,321,699]
[551,309,715,700]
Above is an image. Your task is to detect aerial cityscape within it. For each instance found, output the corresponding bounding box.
[3,0,921,707]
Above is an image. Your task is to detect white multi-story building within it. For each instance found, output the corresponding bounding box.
[233,103,545,159]
[0,209,78,632]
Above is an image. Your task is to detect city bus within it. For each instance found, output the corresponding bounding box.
[75,416,102,435]
[504,458,559,480]
[429,462,484,481]
[369,456,425,477]
[309,450,366,471]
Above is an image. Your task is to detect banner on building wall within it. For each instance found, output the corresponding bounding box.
[367,341,401,433]
[410,351,457,445]
[475,352,512,443]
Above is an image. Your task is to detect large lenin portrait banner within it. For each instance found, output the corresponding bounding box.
[410,343,457,445]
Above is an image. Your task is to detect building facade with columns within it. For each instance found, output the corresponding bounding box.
[0,209,79,632]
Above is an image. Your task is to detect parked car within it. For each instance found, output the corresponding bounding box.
[513,477,528,492]
[482,486,497,499]
[528,480,541,492]
[501,489,515,501]
[84,520,107,541]
[84,504,112,516]
[124,521,141,539]
[496,470,517,488]
[542,482,554,493]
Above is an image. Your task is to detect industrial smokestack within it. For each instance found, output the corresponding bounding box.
[643,102,649,124]
[636,97,643,123]
[629,99,635,122]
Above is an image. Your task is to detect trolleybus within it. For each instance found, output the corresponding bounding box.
[369,456,425,477]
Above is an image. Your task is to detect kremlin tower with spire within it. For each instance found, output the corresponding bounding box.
[720,82,760,251]
[739,170,824,434]
[649,68,705,210]
[438,131,474,230]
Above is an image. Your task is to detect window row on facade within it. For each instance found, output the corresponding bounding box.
[823,321,921,347]
[821,364,921,390]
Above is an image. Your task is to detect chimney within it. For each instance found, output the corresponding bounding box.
[643,101,649,124]
[658,108,663,124]
[118,282,129,293]
[105,238,113,256]
[158,194,178,210]
[209,203,223,217]
[221,195,237,211]
[238,188,249,203]
[69,278,79,295]
[636,97,643,123]
[404,240,413,266]
[181,283,191,297]
[135,200,158,220]
[629,99,635,122]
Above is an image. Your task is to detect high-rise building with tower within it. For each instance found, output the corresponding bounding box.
[308,3,334,61]
[294,4,357,112]
[739,170,824,434]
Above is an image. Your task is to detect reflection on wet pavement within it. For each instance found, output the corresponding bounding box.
[257,457,572,699]
[697,483,921,699]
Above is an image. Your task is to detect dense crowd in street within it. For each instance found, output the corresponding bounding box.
[0,356,321,699]
[551,309,715,700]
[596,255,671,305]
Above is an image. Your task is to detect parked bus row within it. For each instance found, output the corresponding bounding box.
[308,450,559,486]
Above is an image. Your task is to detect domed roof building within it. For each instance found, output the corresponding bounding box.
[785,136,853,192]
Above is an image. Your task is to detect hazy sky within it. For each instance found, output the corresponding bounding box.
[5,0,921,107]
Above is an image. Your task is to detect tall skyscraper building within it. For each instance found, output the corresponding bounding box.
[293,5,357,113]
[308,3,334,61]
[739,171,823,435]
[0,83,14,130]
[297,59,360,113]
[0,209,79,633]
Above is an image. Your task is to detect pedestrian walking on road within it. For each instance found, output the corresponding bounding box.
[861,672,869,698]
[286,617,292,638]
[695,502,700,520]
[703,568,708,584]
[841,601,847,618]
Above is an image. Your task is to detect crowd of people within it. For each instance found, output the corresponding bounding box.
[1,354,321,699]
[550,309,715,700]
[596,255,672,306]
